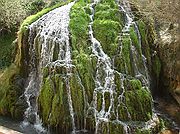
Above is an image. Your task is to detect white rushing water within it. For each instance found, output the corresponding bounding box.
[88,0,116,133]
[21,2,76,133]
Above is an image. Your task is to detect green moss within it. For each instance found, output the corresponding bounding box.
[69,0,90,53]
[135,129,152,134]
[104,92,110,112]
[129,26,141,54]
[137,20,151,65]
[70,75,84,126]
[93,20,121,56]
[94,9,123,25]
[38,76,54,123]
[125,88,152,121]
[84,5,92,15]
[121,36,132,74]
[129,79,142,90]
[109,121,124,134]
[69,0,95,105]
[49,75,71,128]
[99,0,118,9]
[92,0,123,57]
[93,1,122,57]
[118,103,130,121]
[95,4,111,11]
[97,92,102,112]
[73,51,95,103]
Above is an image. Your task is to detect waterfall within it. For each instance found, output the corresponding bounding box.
[21,2,76,133]
[18,0,160,133]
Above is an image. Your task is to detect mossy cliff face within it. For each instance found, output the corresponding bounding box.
[0,0,161,133]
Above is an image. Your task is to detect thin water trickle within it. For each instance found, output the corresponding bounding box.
[118,0,150,88]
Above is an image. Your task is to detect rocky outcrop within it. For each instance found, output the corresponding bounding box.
[157,26,180,104]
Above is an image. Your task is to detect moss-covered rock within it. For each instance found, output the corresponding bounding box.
[93,0,123,57]
[124,88,153,121]
[121,36,133,74]
[38,76,54,123]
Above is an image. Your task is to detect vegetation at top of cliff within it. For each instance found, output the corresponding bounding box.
[0,0,72,70]
[0,0,72,34]
[0,0,47,33]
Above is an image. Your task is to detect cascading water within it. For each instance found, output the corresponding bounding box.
[21,2,76,133]
[87,0,133,133]
[119,0,150,87]
[88,0,116,133]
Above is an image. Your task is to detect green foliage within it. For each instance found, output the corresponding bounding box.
[0,34,16,69]
[137,20,151,65]
[93,19,121,45]
[70,75,84,125]
[129,26,140,52]
[121,36,132,74]
[99,0,117,8]
[24,0,46,15]
[69,0,96,104]
[49,75,71,128]
[94,9,123,24]
[129,79,142,90]
[0,0,27,31]
[95,3,111,11]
